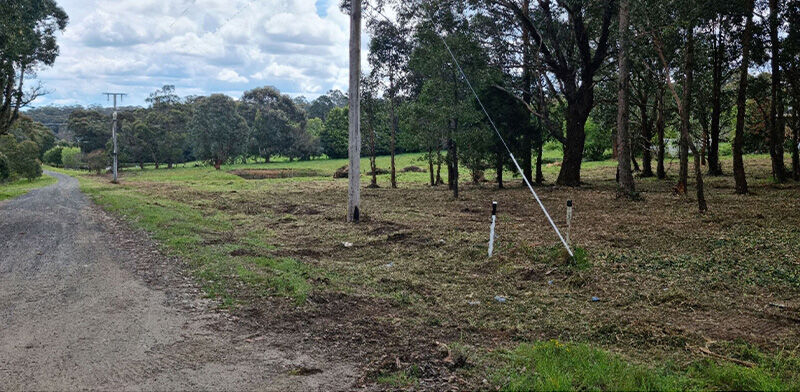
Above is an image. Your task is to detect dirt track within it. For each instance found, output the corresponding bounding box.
[0,171,356,391]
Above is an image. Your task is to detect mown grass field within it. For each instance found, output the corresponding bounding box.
[0,174,56,202]
[48,151,800,390]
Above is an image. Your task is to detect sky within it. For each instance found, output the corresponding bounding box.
[30,0,369,108]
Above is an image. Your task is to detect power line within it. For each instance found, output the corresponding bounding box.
[167,0,255,34]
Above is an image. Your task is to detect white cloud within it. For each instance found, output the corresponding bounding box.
[30,0,370,107]
[217,69,248,83]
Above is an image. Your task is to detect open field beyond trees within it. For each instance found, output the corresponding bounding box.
[48,152,800,390]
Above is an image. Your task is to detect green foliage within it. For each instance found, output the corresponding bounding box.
[0,152,9,182]
[320,107,350,159]
[0,135,42,180]
[69,109,110,153]
[9,116,56,158]
[0,0,68,133]
[13,140,43,181]
[306,117,324,137]
[61,147,83,169]
[583,117,612,162]
[43,146,63,167]
[85,149,108,174]
[189,94,249,169]
[307,89,348,120]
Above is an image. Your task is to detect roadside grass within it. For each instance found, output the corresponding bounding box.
[54,153,800,390]
[491,340,799,391]
[63,167,323,305]
[0,174,56,201]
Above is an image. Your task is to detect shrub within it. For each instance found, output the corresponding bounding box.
[43,146,64,167]
[86,149,108,174]
[0,152,9,182]
[61,147,83,169]
[719,142,732,157]
[583,118,612,162]
[13,140,43,181]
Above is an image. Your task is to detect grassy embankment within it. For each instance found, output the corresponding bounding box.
[0,174,57,202]
[46,150,800,390]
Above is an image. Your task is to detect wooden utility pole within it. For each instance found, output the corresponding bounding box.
[103,92,126,184]
[347,0,362,222]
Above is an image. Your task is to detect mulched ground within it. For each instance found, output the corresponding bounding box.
[99,156,800,389]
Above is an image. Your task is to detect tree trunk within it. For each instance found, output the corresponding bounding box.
[369,115,378,188]
[496,152,504,189]
[347,0,362,222]
[676,28,694,195]
[557,95,590,187]
[521,0,534,183]
[733,0,755,195]
[389,79,397,189]
[792,122,799,180]
[448,136,459,198]
[428,149,435,186]
[535,128,544,184]
[640,101,654,177]
[436,149,443,185]
[769,0,787,183]
[656,91,667,179]
[708,28,724,175]
[214,159,222,170]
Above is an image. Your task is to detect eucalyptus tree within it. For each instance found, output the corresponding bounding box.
[368,15,411,188]
[768,0,788,182]
[616,0,636,197]
[639,0,707,211]
[0,0,68,134]
[487,0,616,187]
[733,0,758,194]
[786,0,800,180]
[190,94,248,170]
[698,2,747,175]
[403,1,491,198]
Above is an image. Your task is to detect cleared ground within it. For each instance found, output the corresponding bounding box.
[49,153,800,390]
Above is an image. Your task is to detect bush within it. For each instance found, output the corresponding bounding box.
[0,152,9,182]
[583,118,612,162]
[43,146,64,167]
[13,140,43,181]
[86,149,108,174]
[719,142,732,157]
[61,147,83,169]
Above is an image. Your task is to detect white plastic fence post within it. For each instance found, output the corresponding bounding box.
[488,201,497,257]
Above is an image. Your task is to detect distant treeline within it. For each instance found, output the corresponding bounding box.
[47,86,422,170]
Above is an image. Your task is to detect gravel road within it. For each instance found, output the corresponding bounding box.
[0,171,356,391]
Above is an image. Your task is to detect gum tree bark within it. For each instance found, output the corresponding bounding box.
[616,0,636,197]
[733,0,756,194]
[347,0,362,222]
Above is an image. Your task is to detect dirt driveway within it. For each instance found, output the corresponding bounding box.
[0,171,356,391]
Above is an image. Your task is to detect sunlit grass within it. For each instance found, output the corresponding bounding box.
[0,174,57,201]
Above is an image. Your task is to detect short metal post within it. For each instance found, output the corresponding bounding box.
[566,200,573,246]
[488,201,497,257]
